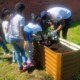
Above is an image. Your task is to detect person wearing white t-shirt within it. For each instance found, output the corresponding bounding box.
[8,3,27,72]
[1,8,16,62]
[41,7,72,39]
[24,16,45,66]
[0,8,11,55]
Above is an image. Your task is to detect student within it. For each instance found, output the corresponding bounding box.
[41,7,72,39]
[0,12,10,55]
[8,3,27,72]
[1,8,11,43]
[1,8,16,62]
[24,16,45,66]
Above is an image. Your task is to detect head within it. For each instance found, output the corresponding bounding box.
[15,2,25,13]
[34,16,42,24]
[41,11,51,20]
[1,8,11,21]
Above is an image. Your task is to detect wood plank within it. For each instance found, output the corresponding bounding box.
[45,61,57,72]
[45,56,57,68]
[56,53,62,80]
[45,53,57,64]
[62,59,80,67]
[45,51,57,59]
[45,68,57,80]
[45,65,57,76]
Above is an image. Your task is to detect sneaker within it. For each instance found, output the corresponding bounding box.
[19,67,27,73]
[27,61,35,67]
[12,59,16,63]
[23,64,30,69]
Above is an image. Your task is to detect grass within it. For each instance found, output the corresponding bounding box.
[60,20,80,45]
[0,53,51,80]
[67,20,80,45]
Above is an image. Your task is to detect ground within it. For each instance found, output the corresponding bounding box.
[0,53,51,80]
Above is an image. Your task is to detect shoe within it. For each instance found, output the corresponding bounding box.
[23,64,30,69]
[19,67,27,73]
[27,61,35,67]
[12,59,16,63]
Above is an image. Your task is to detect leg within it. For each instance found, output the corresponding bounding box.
[62,26,68,39]
[12,40,27,72]
[26,41,33,63]
[62,17,71,39]
[9,38,23,68]
[12,51,16,63]
[0,40,9,54]
[13,44,22,68]
[20,47,27,64]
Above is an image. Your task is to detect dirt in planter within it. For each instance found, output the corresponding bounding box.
[49,42,73,53]
[39,39,73,53]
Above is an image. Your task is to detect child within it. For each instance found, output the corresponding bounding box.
[0,10,10,55]
[8,3,27,72]
[1,8,16,62]
[24,16,45,66]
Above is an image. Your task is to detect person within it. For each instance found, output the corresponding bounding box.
[8,2,27,72]
[1,8,11,43]
[41,6,72,39]
[0,11,10,55]
[23,16,45,66]
[1,8,16,62]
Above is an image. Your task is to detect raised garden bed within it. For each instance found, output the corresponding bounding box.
[33,38,80,80]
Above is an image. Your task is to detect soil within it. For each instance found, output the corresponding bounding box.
[39,39,73,53]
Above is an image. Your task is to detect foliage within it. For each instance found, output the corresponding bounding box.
[73,73,80,80]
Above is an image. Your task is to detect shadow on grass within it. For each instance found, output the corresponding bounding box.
[0,53,3,55]
[0,56,12,64]
[70,20,80,28]
[27,63,43,74]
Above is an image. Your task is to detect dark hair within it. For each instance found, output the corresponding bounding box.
[2,8,7,13]
[34,16,42,24]
[41,11,47,19]
[1,8,11,20]
[15,2,25,13]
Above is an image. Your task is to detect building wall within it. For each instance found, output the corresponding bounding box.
[0,0,80,22]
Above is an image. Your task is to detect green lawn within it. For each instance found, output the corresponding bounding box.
[67,20,80,45]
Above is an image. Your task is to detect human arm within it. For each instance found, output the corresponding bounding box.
[38,31,45,41]
[19,17,27,40]
[50,19,65,37]
[56,19,64,32]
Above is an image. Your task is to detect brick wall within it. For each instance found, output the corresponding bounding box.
[0,0,80,22]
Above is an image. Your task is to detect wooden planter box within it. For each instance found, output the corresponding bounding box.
[33,39,80,80]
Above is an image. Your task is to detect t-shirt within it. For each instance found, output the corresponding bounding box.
[9,14,25,39]
[2,20,8,38]
[27,22,42,33]
[24,22,42,43]
[47,7,71,21]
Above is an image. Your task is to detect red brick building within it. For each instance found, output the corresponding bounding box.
[0,0,80,22]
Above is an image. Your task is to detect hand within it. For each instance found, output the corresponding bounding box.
[50,30,57,37]
[24,41,27,51]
